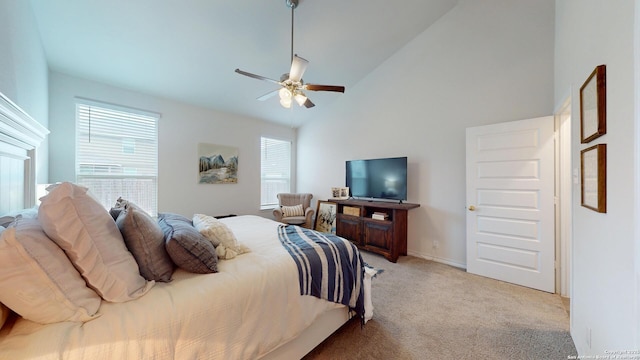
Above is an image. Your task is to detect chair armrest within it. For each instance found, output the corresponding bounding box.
[273,208,283,221]
[304,208,315,228]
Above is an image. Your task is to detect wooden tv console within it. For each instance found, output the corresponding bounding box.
[332,199,420,263]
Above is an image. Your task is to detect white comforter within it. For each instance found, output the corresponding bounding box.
[0,215,350,360]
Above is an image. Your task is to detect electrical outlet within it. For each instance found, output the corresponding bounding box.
[433,241,439,249]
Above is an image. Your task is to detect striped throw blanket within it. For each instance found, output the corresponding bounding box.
[277,225,365,321]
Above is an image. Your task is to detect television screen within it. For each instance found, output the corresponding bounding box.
[346,157,407,201]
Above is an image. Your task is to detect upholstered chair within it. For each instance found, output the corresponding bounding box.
[273,193,314,228]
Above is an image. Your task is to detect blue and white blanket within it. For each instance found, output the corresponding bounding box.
[277,225,365,321]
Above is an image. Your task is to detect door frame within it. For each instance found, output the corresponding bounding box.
[555,97,572,297]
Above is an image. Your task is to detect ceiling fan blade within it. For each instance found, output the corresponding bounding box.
[235,69,281,85]
[288,55,308,82]
[305,84,345,93]
[257,89,280,101]
[303,98,315,108]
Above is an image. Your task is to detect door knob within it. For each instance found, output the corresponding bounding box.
[468,205,476,211]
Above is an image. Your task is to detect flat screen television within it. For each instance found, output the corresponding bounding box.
[346,156,408,202]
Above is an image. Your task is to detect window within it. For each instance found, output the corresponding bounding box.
[76,99,159,215]
[260,137,291,209]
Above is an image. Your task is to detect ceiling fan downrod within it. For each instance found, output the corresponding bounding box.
[286,0,298,63]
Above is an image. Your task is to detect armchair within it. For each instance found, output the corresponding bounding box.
[272,193,314,228]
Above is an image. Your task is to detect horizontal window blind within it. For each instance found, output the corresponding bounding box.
[76,100,159,215]
[260,137,291,209]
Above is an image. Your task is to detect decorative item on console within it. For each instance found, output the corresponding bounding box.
[331,186,349,199]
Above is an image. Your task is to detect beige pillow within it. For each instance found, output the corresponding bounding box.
[0,218,101,324]
[0,302,9,330]
[192,214,249,260]
[38,182,154,302]
[282,204,304,217]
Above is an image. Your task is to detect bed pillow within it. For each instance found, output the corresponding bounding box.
[192,213,249,260]
[38,182,154,302]
[0,302,9,330]
[281,204,304,217]
[0,218,101,324]
[116,204,174,282]
[0,206,39,228]
[109,196,137,221]
[158,213,218,273]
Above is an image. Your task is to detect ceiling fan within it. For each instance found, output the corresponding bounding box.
[234,0,345,109]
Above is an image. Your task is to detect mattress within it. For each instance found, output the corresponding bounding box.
[0,215,348,360]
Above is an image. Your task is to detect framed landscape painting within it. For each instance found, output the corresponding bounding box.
[198,143,238,184]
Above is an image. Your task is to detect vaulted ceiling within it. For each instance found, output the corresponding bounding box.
[29,0,459,126]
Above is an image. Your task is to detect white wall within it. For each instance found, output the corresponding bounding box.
[555,0,638,355]
[48,72,295,218]
[297,0,555,267]
[0,0,49,184]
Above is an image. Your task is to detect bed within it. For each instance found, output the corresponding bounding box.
[0,92,372,359]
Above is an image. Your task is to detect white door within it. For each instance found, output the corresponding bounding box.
[466,116,555,293]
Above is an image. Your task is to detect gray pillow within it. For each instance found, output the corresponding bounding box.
[158,213,218,274]
[116,205,174,282]
[109,197,134,221]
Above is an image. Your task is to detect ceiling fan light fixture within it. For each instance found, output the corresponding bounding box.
[279,97,292,108]
[294,92,307,106]
[279,87,292,99]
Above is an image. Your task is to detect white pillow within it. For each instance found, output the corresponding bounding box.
[0,218,101,324]
[192,214,249,260]
[38,182,154,302]
[282,204,304,217]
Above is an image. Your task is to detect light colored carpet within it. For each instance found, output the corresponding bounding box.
[304,252,577,360]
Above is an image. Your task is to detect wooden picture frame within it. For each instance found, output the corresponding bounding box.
[331,186,349,200]
[580,144,606,213]
[314,200,337,233]
[580,65,606,143]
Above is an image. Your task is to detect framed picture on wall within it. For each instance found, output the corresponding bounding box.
[314,201,337,233]
[198,143,238,184]
[580,64,606,143]
[580,144,606,213]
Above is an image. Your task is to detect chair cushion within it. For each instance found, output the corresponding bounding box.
[282,204,304,217]
[282,216,306,225]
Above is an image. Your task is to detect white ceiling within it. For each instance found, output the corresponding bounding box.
[29,0,459,127]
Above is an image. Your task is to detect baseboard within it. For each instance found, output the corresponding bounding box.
[407,250,467,270]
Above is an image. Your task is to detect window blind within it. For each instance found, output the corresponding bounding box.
[260,137,291,209]
[76,100,159,215]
